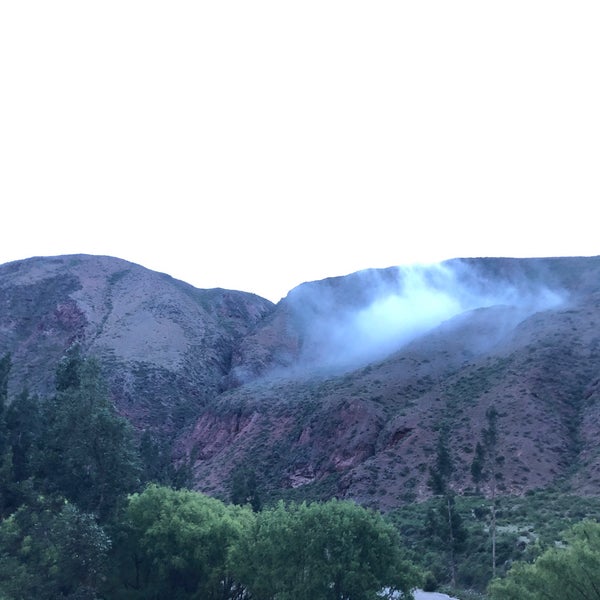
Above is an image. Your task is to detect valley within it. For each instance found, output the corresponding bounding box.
[1,253,600,597]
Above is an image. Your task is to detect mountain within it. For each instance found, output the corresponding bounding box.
[1,253,600,510]
[0,254,273,433]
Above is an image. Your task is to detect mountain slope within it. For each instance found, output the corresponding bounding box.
[0,254,274,431]
[1,254,600,510]
[177,257,600,508]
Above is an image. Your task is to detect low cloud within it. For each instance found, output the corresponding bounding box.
[289,261,565,371]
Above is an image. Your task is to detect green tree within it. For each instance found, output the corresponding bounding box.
[470,441,485,490]
[0,353,10,413]
[427,427,453,496]
[471,405,501,577]
[0,389,41,516]
[139,430,171,485]
[427,426,465,587]
[229,466,262,511]
[0,497,110,599]
[0,353,15,518]
[231,499,419,600]
[488,519,600,600]
[5,389,40,484]
[55,346,82,391]
[138,430,192,490]
[37,351,140,520]
[113,484,253,600]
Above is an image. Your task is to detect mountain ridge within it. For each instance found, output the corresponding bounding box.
[1,253,600,509]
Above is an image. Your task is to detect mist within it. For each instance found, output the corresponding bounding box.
[290,261,565,371]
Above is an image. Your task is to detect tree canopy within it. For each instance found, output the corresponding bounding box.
[488,519,600,600]
[231,498,419,600]
[37,350,140,520]
[1,349,420,599]
[0,497,110,599]
[113,484,254,600]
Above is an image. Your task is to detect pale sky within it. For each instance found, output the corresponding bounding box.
[1,2,598,302]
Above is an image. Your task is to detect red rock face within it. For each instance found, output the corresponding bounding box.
[3,254,600,510]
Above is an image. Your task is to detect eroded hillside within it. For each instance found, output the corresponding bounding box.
[2,254,600,510]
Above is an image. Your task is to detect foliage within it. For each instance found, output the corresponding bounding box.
[229,465,262,511]
[1,350,422,599]
[231,498,419,600]
[0,354,13,517]
[0,394,39,518]
[428,427,453,496]
[0,497,110,599]
[5,389,41,485]
[470,442,485,488]
[112,484,254,600]
[390,490,600,593]
[111,486,419,600]
[36,350,140,520]
[0,354,10,417]
[426,425,466,587]
[488,519,600,600]
[470,405,502,578]
[7,346,600,599]
[139,429,192,489]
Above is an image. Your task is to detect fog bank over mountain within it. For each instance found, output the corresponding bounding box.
[286,261,566,371]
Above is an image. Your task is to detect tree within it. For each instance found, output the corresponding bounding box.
[139,430,173,485]
[5,389,40,484]
[427,428,453,496]
[0,353,15,518]
[0,497,111,599]
[471,405,501,577]
[488,519,600,600]
[37,351,140,520]
[0,389,42,516]
[231,499,419,600]
[470,441,485,491]
[138,430,192,490]
[113,484,253,600]
[423,496,468,589]
[0,353,10,413]
[229,466,262,511]
[427,426,465,587]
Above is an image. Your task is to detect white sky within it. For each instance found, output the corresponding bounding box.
[1,2,599,302]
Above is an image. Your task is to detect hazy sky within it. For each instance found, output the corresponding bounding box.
[1,2,598,302]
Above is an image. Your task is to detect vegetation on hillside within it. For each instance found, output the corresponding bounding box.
[0,351,419,599]
[389,490,600,596]
[1,349,599,599]
[488,519,600,600]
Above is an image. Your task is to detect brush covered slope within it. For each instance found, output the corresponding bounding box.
[0,254,273,434]
[176,256,600,508]
[1,254,599,510]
